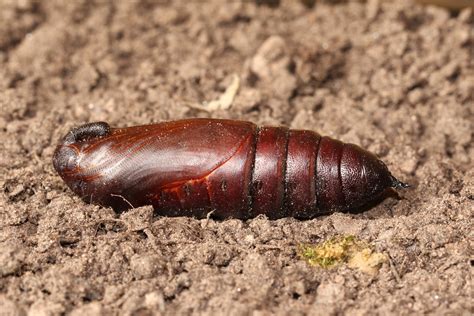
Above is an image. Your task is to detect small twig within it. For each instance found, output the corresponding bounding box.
[187,74,240,112]
[386,252,402,284]
[203,210,215,228]
[110,194,135,209]
[255,244,284,251]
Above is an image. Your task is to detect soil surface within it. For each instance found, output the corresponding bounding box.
[0,0,472,315]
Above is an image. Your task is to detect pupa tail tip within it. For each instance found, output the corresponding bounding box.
[390,175,410,189]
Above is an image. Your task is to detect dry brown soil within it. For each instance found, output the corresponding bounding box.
[0,0,473,315]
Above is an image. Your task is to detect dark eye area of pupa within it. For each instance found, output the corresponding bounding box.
[53,145,78,174]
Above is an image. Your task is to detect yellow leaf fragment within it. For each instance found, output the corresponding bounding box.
[299,235,387,274]
[348,248,387,275]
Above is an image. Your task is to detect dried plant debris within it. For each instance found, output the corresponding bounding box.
[188,74,241,112]
[299,235,387,274]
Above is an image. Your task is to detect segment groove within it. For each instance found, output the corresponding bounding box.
[314,134,323,213]
[247,126,261,217]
